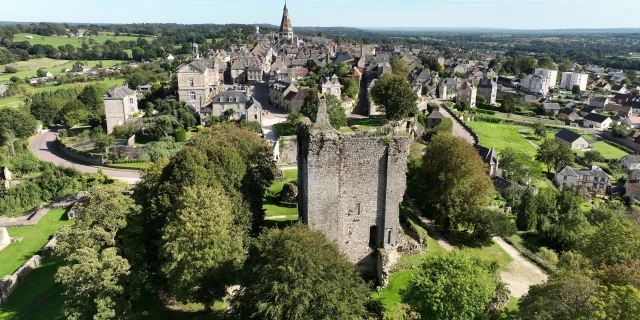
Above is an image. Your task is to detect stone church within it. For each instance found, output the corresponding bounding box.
[297,96,410,280]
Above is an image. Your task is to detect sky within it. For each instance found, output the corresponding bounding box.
[3,0,640,30]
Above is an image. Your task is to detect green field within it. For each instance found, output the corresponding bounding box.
[576,141,629,160]
[0,208,72,278]
[0,58,127,82]
[467,121,537,154]
[12,33,155,48]
[0,78,125,108]
[264,168,298,218]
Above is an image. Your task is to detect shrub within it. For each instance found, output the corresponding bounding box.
[239,121,262,134]
[536,247,559,266]
[422,118,453,142]
[4,66,17,73]
[476,109,496,115]
[175,128,187,142]
[58,129,68,139]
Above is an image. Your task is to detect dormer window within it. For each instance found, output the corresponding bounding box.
[228,97,233,102]
[220,96,224,102]
[236,97,239,102]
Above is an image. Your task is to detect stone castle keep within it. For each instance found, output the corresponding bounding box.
[297,98,410,277]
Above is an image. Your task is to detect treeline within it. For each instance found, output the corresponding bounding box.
[26,84,106,127]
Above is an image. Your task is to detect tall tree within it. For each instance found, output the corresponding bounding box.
[500,148,541,185]
[414,134,494,231]
[390,55,410,78]
[370,73,418,121]
[580,218,640,267]
[405,251,501,320]
[160,186,245,311]
[536,139,574,173]
[232,224,369,320]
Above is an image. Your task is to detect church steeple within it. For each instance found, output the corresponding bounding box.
[279,1,294,42]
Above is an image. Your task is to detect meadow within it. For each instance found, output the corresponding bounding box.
[0,78,125,108]
[0,58,127,82]
[12,33,156,48]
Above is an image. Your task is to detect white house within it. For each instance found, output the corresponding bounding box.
[521,74,550,96]
[621,155,640,171]
[583,113,612,130]
[555,166,609,191]
[534,68,558,87]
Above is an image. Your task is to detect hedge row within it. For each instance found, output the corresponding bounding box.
[503,236,558,273]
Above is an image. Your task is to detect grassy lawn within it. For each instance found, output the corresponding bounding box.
[264,168,298,218]
[0,256,66,320]
[0,208,72,278]
[575,141,628,160]
[347,117,388,127]
[0,58,127,82]
[467,121,537,154]
[274,123,295,137]
[12,33,155,49]
[0,79,125,108]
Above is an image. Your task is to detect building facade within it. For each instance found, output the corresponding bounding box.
[320,74,342,97]
[278,3,294,42]
[521,74,550,96]
[104,86,139,134]
[477,77,497,105]
[177,59,222,113]
[560,72,589,91]
[456,81,477,108]
[555,166,609,191]
[534,68,558,87]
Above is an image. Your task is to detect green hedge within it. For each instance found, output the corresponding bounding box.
[175,128,187,142]
[476,109,496,115]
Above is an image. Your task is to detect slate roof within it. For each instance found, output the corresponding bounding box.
[555,129,584,143]
[558,166,608,178]
[559,108,578,116]
[476,145,498,165]
[543,102,561,111]
[333,52,355,64]
[105,86,136,99]
[624,155,640,164]
[231,56,261,70]
[584,113,610,123]
[427,111,445,119]
[279,3,293,33]
[212,91,249,103]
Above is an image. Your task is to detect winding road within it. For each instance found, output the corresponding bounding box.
[31,130,142,184]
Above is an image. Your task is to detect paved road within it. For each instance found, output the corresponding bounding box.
[31,130,142,184]
[437,106,477,145]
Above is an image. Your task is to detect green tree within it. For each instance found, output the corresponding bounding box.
[519,272,600,320]
[500,148,541,185]
[467,209,516,241]
[326,94,347,129]
[572,85,581,95]
[370,73,418,121]
[537,56,556,69]
[517,189,538,231]
[611,123,630,138]
[580,218,640,267]
[232,224,369,320]
[501,95,518,114]
[598,259,640,290]
[390,55,410,78]
[340,77,359,99]
[94,134,116,150]
[36,68,47,77]
[414,134,494,231]
[334,62,351,78]
[591,285,640,320]
[405,251,500,320]
[533,122,547,138]
[583,150,605,165]
[160,186,245,311]
[78,84,105,111]
[56,247,131,320]
[0,108,37,144]
[476,95,488,105]
[536,139,574,173]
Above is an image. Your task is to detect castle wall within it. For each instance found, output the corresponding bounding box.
[298,126,410,274]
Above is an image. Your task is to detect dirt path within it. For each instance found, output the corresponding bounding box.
[519,129,540,150]
[494,237,548,298]
[410,203,547,298]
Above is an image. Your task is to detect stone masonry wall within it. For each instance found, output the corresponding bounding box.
[278,136,298,165]
[298,124,410,276]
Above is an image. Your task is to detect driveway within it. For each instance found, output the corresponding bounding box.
[437,106,477,145]
[31,131,142,184]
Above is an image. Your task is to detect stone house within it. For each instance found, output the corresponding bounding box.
[559,108,580,122]
[320,74,342,97]
[477,77,497,105]
[426,110,445,129]
[456,81,477,108]
[269,80,298,109]
[555,129,589,150]
[200,91,262,124]
[621,155,640,171]
[583,113,613,130]
[555,166,609,191]
[282,88,312,112]
[177,59,223,113]
[231,56,263,84]
[542,102,561,116]
[104,86,139,134]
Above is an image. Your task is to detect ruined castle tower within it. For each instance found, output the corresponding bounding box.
[297,97,410,277]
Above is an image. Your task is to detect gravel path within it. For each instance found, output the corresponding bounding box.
[494,237,548,298]
[519,129,541,150]
[31,130,142,184]
[437,107,476,145]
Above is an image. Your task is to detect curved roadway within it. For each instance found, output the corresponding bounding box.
[31,130,142,184]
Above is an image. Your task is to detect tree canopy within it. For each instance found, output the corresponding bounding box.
[370,73,418,121]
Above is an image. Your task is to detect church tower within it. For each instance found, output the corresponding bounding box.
[192,41,199,59]
[279,2,294,42]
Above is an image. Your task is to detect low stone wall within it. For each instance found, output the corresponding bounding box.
[58,139,105,165]
[441,104,480,145]
[0,193,84,228]
[278,136,298,165]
